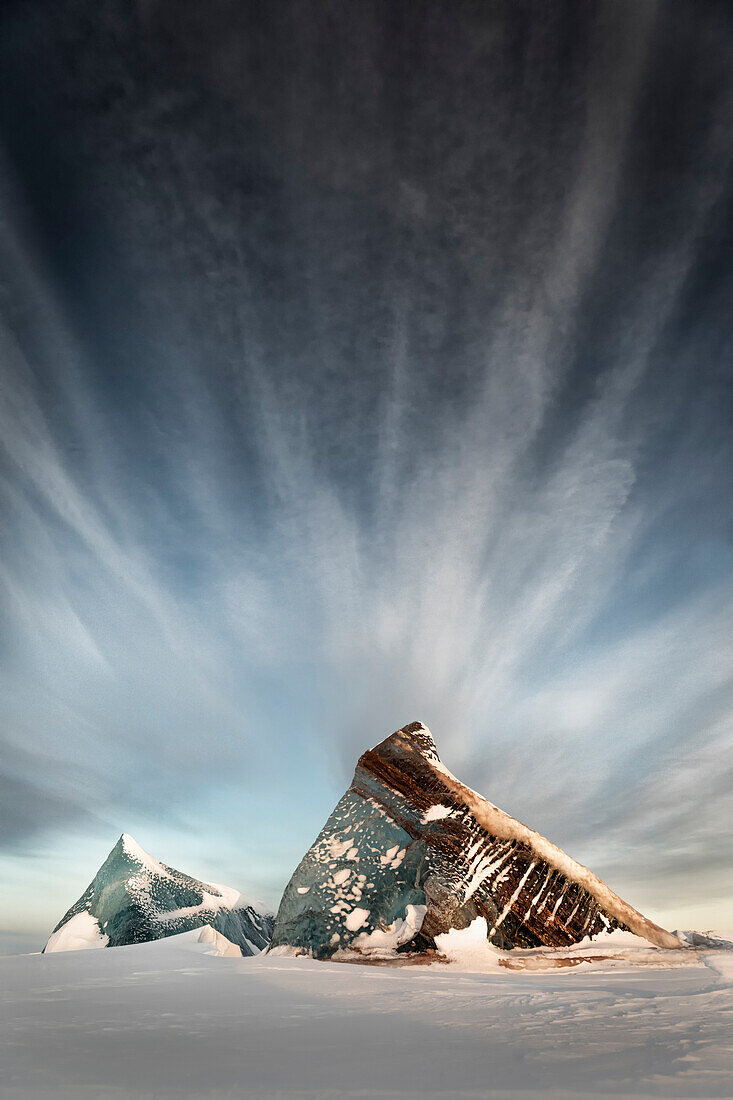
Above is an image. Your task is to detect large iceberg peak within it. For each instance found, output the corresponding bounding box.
[370,720,441,763]
[270,721,679,959]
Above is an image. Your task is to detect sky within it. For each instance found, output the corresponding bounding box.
[0,0,732,949]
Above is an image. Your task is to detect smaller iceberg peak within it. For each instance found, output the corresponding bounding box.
[119,832,144,856]
[44,835,274,955]
[118,833,159,867]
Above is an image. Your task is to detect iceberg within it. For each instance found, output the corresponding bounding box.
[270,721,680,958]
[44,833,274,955]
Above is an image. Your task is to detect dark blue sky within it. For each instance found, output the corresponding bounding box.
[1,0,732,939]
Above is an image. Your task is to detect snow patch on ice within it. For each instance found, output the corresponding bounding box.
[44,911,109,954]
[120,833,162,869]
[352,904,427,956]
[328,837,354,859]
[344,907,370,932]
[379,844,406,869]
[422,804,452,823]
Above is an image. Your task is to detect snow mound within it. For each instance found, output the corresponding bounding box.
[197,926,243,957]
[44,911,108,953]
[434,916,504,969]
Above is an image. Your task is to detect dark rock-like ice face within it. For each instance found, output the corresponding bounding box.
[270,785,427,957]
[44,834,274,955]
[270,721,670,959]
[270,722,512,958]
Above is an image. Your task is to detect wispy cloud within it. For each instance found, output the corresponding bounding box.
[0,0,731,925]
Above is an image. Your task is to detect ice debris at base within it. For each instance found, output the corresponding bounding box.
[673,929,733,949]
[270,721,680,959]
[350,904,428,957]
[434,916,505,969]
[44,833,274,955]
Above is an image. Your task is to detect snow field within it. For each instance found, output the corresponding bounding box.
[1,929,732,1099]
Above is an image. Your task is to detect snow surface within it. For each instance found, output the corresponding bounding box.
[2,929,732,1099]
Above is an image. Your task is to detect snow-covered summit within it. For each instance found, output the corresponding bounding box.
[44,834,274,955]
[270,720,679,959]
